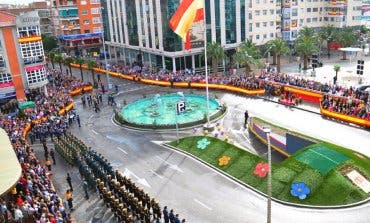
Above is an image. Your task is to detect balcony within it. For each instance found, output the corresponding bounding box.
[57,0,77,7]
[327,11,345,16]
[23,56,44,65]
[18,35,42,43]
[62,25,80,31]
[330,0,346,6]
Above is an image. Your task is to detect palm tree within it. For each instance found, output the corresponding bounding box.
[233,40,261,75]
[266,38,290,73]
[207,42,225,75]
[333,64,340,85]
[87,59,97,84]
[75,57,85,81]
[294,37,319,70]
[335,27,357,60]
[298,27,316,39]
[64,57,74,76]
[320,25,337,57]
[48,52,56,69]
[54,54,63,72]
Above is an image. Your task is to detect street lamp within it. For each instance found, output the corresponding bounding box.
[262,126,272,223]
[100,7,111,90]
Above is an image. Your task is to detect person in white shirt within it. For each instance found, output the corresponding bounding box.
[14,206,23,223]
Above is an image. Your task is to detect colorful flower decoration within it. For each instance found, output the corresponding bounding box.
[193,128,198,134]
[217,125,222,131]
[253,162,269,178]
[290,182,311,200]
[204,130,209,135]
[218,155,231,166]
[224,135,229,141]
[214,133,219,138]
[220,131,224,136]
[197,138,211,150]
[216,122,220,126]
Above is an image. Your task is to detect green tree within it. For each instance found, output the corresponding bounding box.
[233,40,261,75]
[41,34,57,52]
[48,52,55,69]
[294,27,319,70]
[320,25,337,57]
[333,64,340,85]
[64,57,74,76]
[206,42,225,75]
[294,37,319,70]
[335,27,357,60]
[87,59,97,84]
[75,57,85,81]
[266,38,290,73]
[54,54,63,72]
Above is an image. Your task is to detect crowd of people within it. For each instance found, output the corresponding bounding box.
[103,62,370,120]
[321,95,370,120]
[0,68,81,222]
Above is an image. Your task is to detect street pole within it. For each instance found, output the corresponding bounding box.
[263,127,272,223]
[267,132,272,223]
[101,7,111,90]
[202,1,210,127]
[102,33,111,90]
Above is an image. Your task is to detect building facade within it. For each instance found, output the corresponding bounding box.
[1,1,53,36]
[50,0,103,56]
[0,11,48,101]
[103,0,363,72]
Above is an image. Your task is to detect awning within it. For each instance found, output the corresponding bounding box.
[0,128,22,196]
[338,47,362,52]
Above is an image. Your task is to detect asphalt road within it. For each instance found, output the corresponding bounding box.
[58,64,370,223]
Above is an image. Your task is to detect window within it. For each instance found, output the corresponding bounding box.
[270,21,274,26]
[263,10,267,15]
[81,0,86,5]
[93,27,102,33]
[92,17,102,24]
[26,67,46,84]
[270,33,274,38]
[81,10,88,15]
[256,34,260,40]
[263,22,267,27]
[85,30,90,33]
[19,41,44,63]
[255,10,260,16]
[255,22,260,28]
[0,73,12,84]
[0,55,5,68]
[17,26,41,38]
[270,9,274,15]
[91,8,101,14]
[83,20,89,25]
[90,0,100,4]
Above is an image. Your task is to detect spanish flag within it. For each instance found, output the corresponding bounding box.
[169,0,204,50]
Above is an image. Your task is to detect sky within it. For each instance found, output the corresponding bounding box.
[0,0,41,5]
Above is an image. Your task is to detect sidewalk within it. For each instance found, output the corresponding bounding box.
[278,51,370,87]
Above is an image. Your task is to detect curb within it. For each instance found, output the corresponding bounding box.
[255,96,321,115]
[161,143,370,210]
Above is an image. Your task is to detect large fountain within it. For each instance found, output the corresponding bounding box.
[119,93,224,129]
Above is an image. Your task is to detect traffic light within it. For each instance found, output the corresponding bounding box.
[357,60,364,75]
[312,54,318,69]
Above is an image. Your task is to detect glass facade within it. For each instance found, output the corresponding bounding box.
[225,0,236,44]
[161,0,182,51]
[126,0,139,46]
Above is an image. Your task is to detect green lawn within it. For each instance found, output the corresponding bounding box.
[168,134,370,206]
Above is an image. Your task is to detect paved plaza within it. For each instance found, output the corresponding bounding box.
[39,63,370,223]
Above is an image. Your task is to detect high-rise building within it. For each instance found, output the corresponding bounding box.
[102,0,363,72]
[50,0,103,56]
[0,11,48,102]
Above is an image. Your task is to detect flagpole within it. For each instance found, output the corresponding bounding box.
[203,0,211,127]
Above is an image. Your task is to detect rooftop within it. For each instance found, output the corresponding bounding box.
[0,11,16,27]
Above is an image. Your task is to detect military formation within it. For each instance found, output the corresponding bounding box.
[53,132,173,222]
